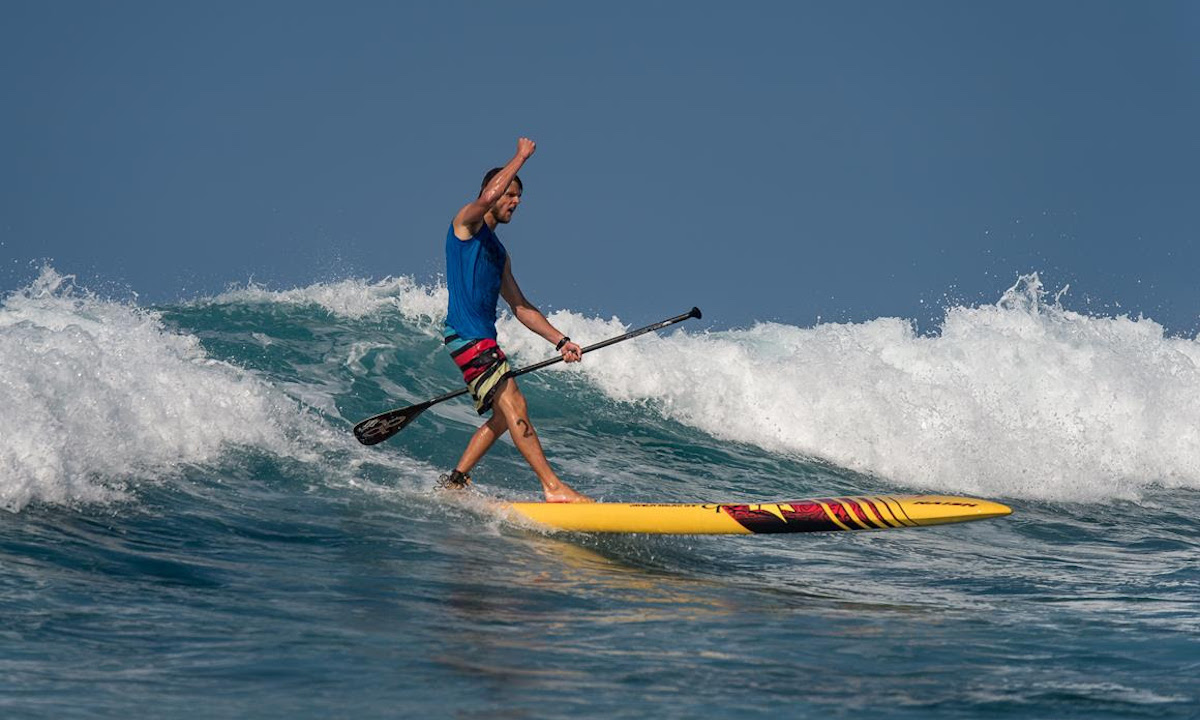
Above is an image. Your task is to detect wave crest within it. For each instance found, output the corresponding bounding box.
[199,276,448,323]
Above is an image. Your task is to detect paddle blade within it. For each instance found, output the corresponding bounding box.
[353,403,429,445]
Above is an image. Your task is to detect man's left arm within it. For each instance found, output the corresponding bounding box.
[500,256,582,362]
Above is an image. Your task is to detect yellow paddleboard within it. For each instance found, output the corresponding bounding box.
[505,494,1011,535]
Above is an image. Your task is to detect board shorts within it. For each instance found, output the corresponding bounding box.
[443,326,512,415]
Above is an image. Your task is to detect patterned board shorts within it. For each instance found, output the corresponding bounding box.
[443,327,512,415]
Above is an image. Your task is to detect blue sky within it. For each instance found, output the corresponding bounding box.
[3,1,1198,332]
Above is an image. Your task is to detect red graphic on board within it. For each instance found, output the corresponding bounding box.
[721,498,900,533]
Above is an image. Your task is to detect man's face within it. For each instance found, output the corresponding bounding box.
[490,181,523,224]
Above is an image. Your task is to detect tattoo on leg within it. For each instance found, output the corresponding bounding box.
[515,418,534,438]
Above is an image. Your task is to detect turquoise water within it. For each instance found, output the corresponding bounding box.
[2,269,1197,718]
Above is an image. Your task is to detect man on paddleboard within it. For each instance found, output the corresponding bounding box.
[439,137,591,503]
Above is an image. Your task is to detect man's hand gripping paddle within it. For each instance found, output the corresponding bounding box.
[353,307,702,445]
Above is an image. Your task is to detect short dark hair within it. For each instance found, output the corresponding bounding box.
[479,167,523,197]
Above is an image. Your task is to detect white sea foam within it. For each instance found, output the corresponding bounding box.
[9,266,1194,508]
[498,275,1200,502]
[202,276,448,326]
[0,268,329,512]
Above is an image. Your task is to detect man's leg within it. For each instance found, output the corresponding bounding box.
[490,377,591,502]
[453,411,508,475]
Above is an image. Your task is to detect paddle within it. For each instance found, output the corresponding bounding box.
[353,306,702,445]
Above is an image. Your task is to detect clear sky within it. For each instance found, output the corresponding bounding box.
[3,1,1198,332]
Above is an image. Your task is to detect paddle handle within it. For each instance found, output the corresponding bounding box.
[509,306,701,379]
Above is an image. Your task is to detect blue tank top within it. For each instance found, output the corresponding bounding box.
[445,222,508,340]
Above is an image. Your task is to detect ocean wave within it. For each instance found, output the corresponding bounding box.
[497,275,1200,501]
[0,268,330,512]
[8,266,1197,508]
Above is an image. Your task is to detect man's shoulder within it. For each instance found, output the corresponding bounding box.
[451,219,487,241]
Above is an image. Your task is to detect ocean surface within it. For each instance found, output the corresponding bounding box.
[1,267,1197,719]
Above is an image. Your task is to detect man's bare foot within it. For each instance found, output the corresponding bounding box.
[544,484,594,503]
[437,470,472,491]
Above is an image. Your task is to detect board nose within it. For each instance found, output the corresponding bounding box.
[899,496,1013,525]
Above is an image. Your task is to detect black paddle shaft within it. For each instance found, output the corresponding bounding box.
[353,307,702,445]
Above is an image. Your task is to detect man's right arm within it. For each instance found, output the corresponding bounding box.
[452,137,535,240]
